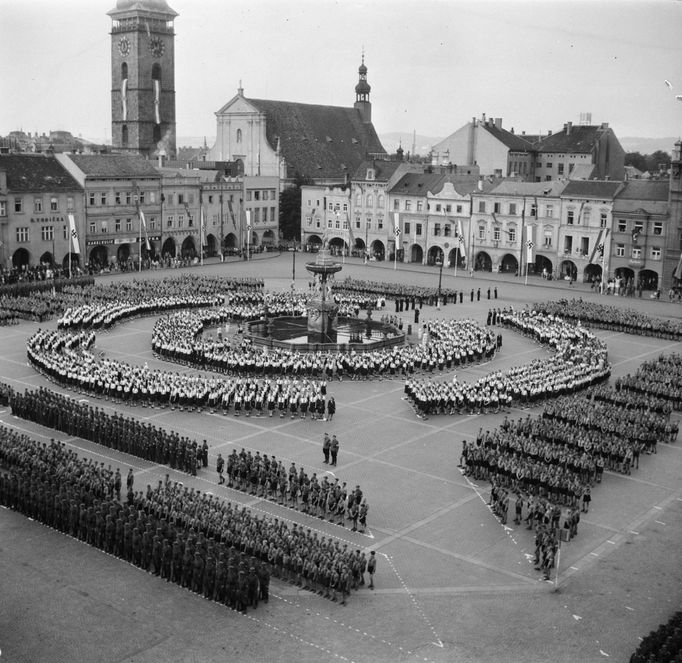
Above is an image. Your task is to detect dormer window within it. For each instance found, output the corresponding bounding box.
[366,169,375,180]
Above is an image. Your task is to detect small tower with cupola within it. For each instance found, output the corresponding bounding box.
[109,0,178,158]
[354,53,372,124]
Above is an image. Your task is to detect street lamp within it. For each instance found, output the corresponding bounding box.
[436,256,444,308]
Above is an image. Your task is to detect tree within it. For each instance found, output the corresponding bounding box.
[646,150,671,175]
[624,152,646,172]
[279,173,312,242]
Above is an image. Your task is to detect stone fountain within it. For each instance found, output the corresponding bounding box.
[305,246,343,343]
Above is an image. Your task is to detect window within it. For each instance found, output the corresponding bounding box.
[530,203,537,217]
[543,232,552,247]
[546,162,552,169]
[355,218,360,229]
[254,208,261,223]
[366,218,372,231]
[150,192,156,203]
[126,192,132,205]
[567,210,574,225]
[236,128,242,143]
[634,220,644,233]
[188,194,194,204]
[178,215,184,228]
[115,192,121,205]
[0,201,6,216]
[343,203,348,212]
[378,195,384,207]
[16,227,29,242]
[89,221,96,234]
[557,163,564,175]
[335,214,340,229]
[366,194,373,207]
[617,219,627,232]
[653,222,663,235]
[115,219,121,232]
[443,224,451,237]
[41,226,54,242]
[89,193,96,206]
[100,193,107,206]
[581,207,590,225]
[478,226,486,240]
[188,215,194,227]
[67,197,74,211]
[435,203,442,212]
[377,217,383,230]
[405,200,412,211]
[493,227,501,241]
[564,236,573,253]
[416,223,422,236]
[126,218,132,231]
[509,203,517,215]
[139,191,145,204]
[508,226,516,242]
[270,206,276,221]
[167,215,173,228]
[33,197,43,213]
[616,243,625,257]
[546,205,553,218]
[393,199,400,210]
[651,246,661,260]
[101,220,108,233]
[569,163,575,174]
[493,202,501,214]
[405,222,411,236]
[51,197,59,211]
[632,247,642,259]
[327,202,333,211]
[446,204,452,213]
[456,205,462,214]
[254,191,260,202]
[545,175,552,181]
[178,194,184,205]
[478,201,485,213]
[327,218,333,229]
[434,223,441,236]
[417,201,424,212]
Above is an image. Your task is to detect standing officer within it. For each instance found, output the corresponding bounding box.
[322,433,331,464]
[217,454,225,485]
[330,435,339,467]
[367,551,377,589]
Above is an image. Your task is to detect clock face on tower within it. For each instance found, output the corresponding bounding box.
[148,37,165,58]
[118,37,130,56]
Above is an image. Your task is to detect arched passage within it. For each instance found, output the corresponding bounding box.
[370,240,385,261]
[560,260,577,280]
[638,269,658,291]
[89,246,108,270]
[12,248,30,269]
[329,237,347,256]
[162,237,176,258]
[584,263,602,283]
[205,233,217,257]
[39,251,53,265]
[428,246,443,265]
[447,247,465,269]
[410,244,423,265]
[262,230,276,246]
[117,243,131,264]
[500,253,518,274]
[474,251,492,272]
[63,253,81,270]
[614,266,634,282]
[223,233,237,250]
[181,236,196,259]
[534,255,553,279]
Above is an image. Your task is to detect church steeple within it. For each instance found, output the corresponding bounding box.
[354,51,372,124]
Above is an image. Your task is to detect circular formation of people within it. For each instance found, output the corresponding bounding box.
[1,271,681,628]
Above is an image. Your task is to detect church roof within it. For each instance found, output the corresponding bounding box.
[66,154,161,178]
[0,154,82,192]
[246,98,386,180]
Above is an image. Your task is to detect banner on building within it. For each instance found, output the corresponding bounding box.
[68,214,80,254]
[139,210,151,251]
[457,219,467,258]
[589,228,609,264]
[526,224,535,264]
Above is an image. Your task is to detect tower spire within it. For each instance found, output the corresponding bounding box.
[354,51,372,124]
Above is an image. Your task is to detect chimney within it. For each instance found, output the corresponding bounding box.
[482,112,486,123]
[566,121,572,135]
[495,118,502,130]
[548,129,552,136]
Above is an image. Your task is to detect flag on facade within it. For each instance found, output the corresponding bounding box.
[227,200,236,227]
[674,252,682,281]
[139,209,151,251]
[526,224,535,264]
[200,207,206,247]
[67,214,80,254]
[589,228,609,264]
[457,219,467,258]
[245,210,252,235]
[346,213,355,246]
[393,212,400,237]
[576,202,585,224]
[492,212,501,226]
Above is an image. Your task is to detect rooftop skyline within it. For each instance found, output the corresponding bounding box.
[1,0,681,147]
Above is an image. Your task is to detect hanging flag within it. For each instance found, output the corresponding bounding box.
[245,210,252,234]
[68,214,81,254]
[491,212,501,226]
[153,79,161,125]
[674,252,682,281]
[200,206,206,247]
[589,228,609,264]
[457,219,467,258]
[121,78,128,122]
[576,202,585,224]
[526,224,535,264]
[346,213,355,247]
[227,200,236,227]
[393,212,400,237]
[139,209,151,251]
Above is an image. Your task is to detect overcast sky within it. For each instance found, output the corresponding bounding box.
[1,0,681,145]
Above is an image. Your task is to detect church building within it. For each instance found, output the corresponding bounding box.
[207,58,386,186]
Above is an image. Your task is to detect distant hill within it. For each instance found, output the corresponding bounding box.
[619,137,677,154]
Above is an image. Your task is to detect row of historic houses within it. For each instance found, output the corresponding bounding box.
[0,153,279,272]
[301,144,682,292]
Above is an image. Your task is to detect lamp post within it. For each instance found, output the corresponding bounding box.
[290,245,297,315]
[436,256,444,308]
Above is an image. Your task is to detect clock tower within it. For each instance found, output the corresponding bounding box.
[108,0,178,158]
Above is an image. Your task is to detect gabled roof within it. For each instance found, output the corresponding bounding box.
[351,159,405,182]
[488,180,569,197]
[0,154,82,192]
[246,98,385,180]
[389,172,482,197]
[615,180,669,202]
[66,154,160,178]
[480,123,535,152]
[534,125,606,154]
[561,180,623,199]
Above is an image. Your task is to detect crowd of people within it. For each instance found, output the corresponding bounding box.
[533,299,682,340]
[220,448,369,529]
[0,428,374,609]
[406,308,610,417]
[615,354,682,411]
[630,611,682,662]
